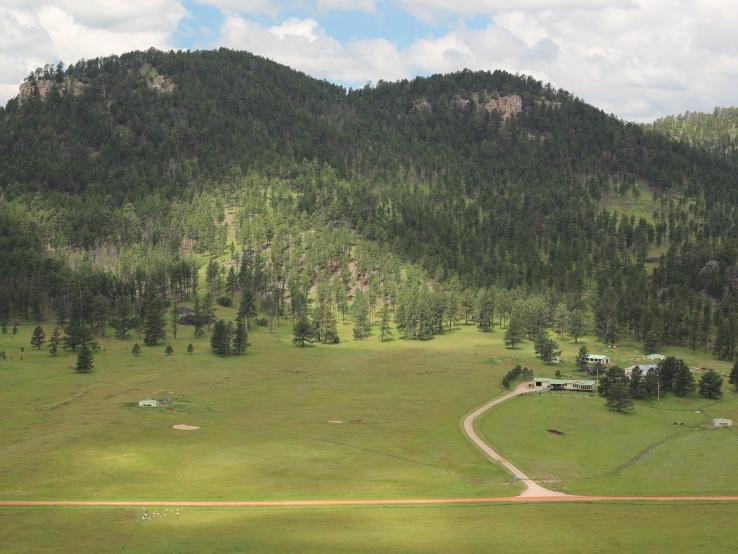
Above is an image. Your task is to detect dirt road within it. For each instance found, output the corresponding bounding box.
[2,496,738,508]
[462,382,566,497]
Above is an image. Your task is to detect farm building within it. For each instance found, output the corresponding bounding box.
[585,354,609,365]
[533,378,596,392]
[138,399,160,408]
[714,418,733,427]
[625,364,657,377]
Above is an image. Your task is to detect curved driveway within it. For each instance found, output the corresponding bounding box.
[462,382,568,498]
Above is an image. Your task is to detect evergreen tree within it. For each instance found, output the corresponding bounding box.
[699,369,723,399]
[729,360,738,390]
[351,290,370,339]
[232,316,248,353]
[48,327,60,356]
[293,316,314,347]
[171,303,178,339]
[165,345,173,355]
[142,292,166,346]
[238,287,257,328]
[504,315,524,348]
[193,295,205,337]
[575,344,589,372]
[629,367,644,399]
[74,344,94,373]
[321,311,339,344]
[112,296,133,339]
[379,303,393,342]
[554,302,568,337]
[673,361,695,397]
[187,343,194,355]
[132,343,141,356]
[31,326,46,350]
[210,319,231,355]
[606,382,633,413]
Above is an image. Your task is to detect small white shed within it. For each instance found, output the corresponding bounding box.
[713,418,733,427]
[138,399,160,408]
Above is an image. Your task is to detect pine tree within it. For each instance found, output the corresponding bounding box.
[351,290,370,339]
[238,287,257,328]
[293,316,313,347]
[193,295,205,337]
[112,296,132,339]
[504,315,524,348]
[321,310,339,344]
[673,361,695,397]
[132,343,141,356]
[699,369,723,399]
[554,302,568,337]
[730,360,738,391]
[142,292,166,346]
[74,344,94,373]
[606,382,633,413]
[31,326,46,350]
[232,317,248,354]
[165,345,173,355]
[171,303,178,339]
[210,320,231,355]
[187,343,194,355]
[575,344,589,372]
[48,327,60,356]
[379,303,393,342]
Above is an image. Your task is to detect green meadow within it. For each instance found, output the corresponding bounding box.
[2,502,737,553]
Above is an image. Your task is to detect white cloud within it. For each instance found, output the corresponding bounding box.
[219,15,406,83]
[0,2,185,105]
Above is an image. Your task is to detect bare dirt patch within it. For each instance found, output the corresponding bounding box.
[172,424,199,431]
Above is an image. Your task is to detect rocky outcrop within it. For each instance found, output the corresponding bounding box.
[535,99,562,110]
[18,78,86,102]
[139,63,176,94]
[481,95,523,119]
[147,74,176,94]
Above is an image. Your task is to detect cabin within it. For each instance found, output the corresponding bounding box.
[138,399,160,408]
[585,354,609,365]
[647,354,666,361]
[625,364,657,377]
[533,378,596,392]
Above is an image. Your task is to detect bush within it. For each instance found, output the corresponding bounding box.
[502,365,534,388]
[256,317,268,327]
[216,296,233,307]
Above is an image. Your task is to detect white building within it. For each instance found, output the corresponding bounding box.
[625,364,657,377]
[533,378,596,392]
[138,399,160,408]
[714,418,733,427]
[585,354,609,365]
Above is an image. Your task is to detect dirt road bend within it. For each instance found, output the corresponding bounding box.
[462,382,567,497]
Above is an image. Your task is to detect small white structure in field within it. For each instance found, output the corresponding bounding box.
[138,399,160,408]
[647,354,666,361]
[713,418,733,427]
[586,354,610,365]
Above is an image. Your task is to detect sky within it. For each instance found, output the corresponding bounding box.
[1,0,737,121]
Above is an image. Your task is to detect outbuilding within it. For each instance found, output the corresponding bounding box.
[713,418,733,427]
[585,354,609,365]
[625,364,657,377]
[533,378,596,392]
[138,399,160,408]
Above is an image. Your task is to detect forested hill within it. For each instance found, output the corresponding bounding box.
[4,48,738,362]
[647,107,738,158]
[3,47,736,202]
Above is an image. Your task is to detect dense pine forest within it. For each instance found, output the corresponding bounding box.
[3,48,738,360]
[648,107,738,158]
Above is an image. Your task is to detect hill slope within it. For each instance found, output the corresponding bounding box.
[3,48,738,359]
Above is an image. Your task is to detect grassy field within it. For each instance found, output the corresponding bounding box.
[1,317,732,502]
[481,391,738,496]
[2,502,737,553]
[1,321,527,501]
